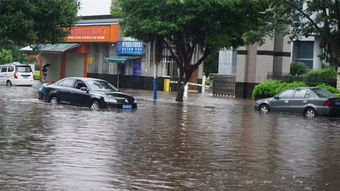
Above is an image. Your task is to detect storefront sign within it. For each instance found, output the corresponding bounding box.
[66,25,119,42]
[87,57,93,64]
[116,41,144,55]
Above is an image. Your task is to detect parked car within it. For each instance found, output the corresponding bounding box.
[0,62,34,86]
[254,87,340,117]
[40,77,137,110]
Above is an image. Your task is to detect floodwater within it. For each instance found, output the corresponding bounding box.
[0,84,340,191]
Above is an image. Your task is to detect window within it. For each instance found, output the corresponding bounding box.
[293,41,314,69]
[312,88,334,98]
[74,80,87,89]
[278,89,294,99]
[293,89,307,98]
[1,66,8,72]
[58,79,75,88]
[87,80,118,92]
[8,66,14,72]
[16,66,32,73]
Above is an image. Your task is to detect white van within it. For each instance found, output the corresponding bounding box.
[0,62,34,87]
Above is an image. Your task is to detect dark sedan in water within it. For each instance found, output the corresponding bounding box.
[255,87,340,117]
[40,77,137,110]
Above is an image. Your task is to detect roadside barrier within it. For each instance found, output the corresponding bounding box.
[164,78,209,97]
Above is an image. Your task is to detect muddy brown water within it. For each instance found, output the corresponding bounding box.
[0,85,340,191]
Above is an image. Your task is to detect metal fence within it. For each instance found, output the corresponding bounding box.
[210,74,236,97]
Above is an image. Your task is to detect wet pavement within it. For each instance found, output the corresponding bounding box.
[0,83,340,191]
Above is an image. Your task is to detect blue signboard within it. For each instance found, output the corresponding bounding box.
[133,59,141,76]
[116,41,144,55]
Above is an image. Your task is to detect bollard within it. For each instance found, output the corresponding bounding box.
[163,79,170,92]
[184,84,188,98]
[202,75,206,93]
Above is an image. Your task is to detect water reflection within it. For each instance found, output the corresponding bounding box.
[1,86,340,190]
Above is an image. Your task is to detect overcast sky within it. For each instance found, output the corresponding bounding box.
[78,0,112,16]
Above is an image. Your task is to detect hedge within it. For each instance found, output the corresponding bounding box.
[253,67,339,99]
[252,80,306,99]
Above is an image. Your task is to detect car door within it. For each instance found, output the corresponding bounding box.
[270,89,295,112]
[290,88,308,113]
[0,66,8,85]
[0,66,3,84]
[70,80,91,106]
[57,78,76,104]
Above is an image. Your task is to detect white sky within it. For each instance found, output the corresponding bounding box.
[78,0,112,16]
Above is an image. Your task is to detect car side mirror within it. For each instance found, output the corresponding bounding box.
[80,87,88,92]
[274,95,279,99]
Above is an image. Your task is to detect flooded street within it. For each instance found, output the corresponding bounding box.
[1,84,340,191]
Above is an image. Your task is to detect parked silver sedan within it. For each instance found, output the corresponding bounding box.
[255,87,340,117]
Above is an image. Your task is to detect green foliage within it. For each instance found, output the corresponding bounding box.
[304,67,337,87]
[0,49,13,64]
[252,80,306,99]
[115,0,276,101]
[290,61,306,75]
[271,0,340,66]
[276,81,307,94]
[0,43,35,65]
[0,0,79,46]
[253,80,282,99]
[316,83,340,94]
[34,70,40,80]
[253,66,340,99]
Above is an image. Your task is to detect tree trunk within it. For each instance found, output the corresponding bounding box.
[176,82,185,102]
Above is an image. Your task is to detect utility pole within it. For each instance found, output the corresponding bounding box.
[153,41,158,100]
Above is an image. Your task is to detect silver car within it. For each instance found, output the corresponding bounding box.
[254,87,340,117]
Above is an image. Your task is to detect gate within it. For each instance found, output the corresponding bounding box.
[211,74,236,97]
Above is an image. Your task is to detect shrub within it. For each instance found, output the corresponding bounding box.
[316,83,340,94]
[304,67,337,87]
[252,80,307,100]
[33,70,40,80]
[252,80,282,99]
[290,61,306,75]
[275,81,307,94]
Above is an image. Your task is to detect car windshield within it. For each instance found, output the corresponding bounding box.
[16,66,32,73]
[312,88,335,98]
[86,80,118,92]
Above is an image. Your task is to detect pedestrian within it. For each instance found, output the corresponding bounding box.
[42,63,50,82]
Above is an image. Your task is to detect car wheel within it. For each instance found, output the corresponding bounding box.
[90,100,101,111]
[259,104,270,113]
[38,94,43,100]
[304,107,317,118]
[50,96,58,105]
[6,81,12,87]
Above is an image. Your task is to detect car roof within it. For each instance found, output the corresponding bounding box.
[62,77,105,82]
[288,87,320,90]
[1,62,29,66]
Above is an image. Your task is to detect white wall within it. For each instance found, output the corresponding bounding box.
[78,0,112,16]
[43,54,61,82]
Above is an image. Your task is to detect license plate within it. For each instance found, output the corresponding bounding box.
[123,104,132,109]
[23,76,29,79]
[335,101,340,105]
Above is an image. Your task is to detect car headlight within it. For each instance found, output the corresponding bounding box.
[104,97,117,103]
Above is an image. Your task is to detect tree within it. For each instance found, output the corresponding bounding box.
[113,0,276,102]
[276,0,340,67]
[0,49,13,64]
[0,0,79,46]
